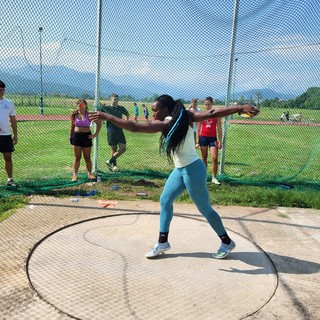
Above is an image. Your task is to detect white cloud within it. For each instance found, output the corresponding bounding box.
[241,32,320,61]
[131,61,151,75]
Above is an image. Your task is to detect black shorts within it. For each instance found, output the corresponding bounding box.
[70,132,92,148]
[199,136,217,147]
[0,135,15,153]
[107,129,126,146]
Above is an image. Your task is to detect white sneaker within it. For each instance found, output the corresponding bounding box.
[106,160,114,172]
[113,165,119,172]
[211,177,221,185]
[212,240,236,259]
[145,242,171,258]
[7,179,17,187]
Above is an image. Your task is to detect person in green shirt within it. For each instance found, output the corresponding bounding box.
[133,102,139,122]
[99,93,129,172]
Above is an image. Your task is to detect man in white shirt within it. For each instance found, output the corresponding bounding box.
[0,81,18,187]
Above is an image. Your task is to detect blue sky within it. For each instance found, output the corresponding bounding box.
[1,0,319,97]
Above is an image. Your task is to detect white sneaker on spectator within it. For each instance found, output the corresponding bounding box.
[7,179,17,187]
[106,160,114,172]
[211,177,221,185]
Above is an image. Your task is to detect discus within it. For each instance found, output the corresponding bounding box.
[238,112,252,118]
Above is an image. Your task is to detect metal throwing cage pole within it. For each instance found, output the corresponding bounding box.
[93,0,102,173]
[39,26,44,115]
[219,0,240,175]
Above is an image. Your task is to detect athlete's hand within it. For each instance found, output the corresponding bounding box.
[89,111,108,122]
[238,105,260,117]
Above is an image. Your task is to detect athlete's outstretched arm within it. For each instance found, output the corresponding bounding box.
[191,104,259,122]
[89,111,167,134]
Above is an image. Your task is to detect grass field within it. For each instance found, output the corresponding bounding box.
[1,118,318,187]
[2,95,320,186]
[224,124,320,183]
[0,98,318,187]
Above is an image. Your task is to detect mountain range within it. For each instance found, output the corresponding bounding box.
[1,61,297,101]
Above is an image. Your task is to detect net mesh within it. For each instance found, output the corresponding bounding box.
[1,0,319,197]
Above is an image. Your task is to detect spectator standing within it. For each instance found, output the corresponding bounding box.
[196,97,222,185]
[133,102,139,122]
[143,104,149,122]
[0,80,18,187]
[70,99,101,181]
[285,111,290,121]
[99,93,129,172]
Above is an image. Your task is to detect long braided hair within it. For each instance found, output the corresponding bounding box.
[157,95,190,161]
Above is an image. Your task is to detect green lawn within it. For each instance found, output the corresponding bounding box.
[0,119,318,187]
[0,98,317,193]
[223,124,320,184]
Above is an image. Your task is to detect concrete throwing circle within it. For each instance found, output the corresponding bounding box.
[27,213,277,320]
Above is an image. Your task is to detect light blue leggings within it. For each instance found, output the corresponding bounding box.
[159,158,226,236]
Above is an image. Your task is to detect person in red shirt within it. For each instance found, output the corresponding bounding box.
[196,97,222,185]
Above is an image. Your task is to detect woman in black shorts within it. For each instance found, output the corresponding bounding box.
[70,99,101,181]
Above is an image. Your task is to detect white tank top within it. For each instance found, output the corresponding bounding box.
[172,124,199,168]
[164,116,199,167]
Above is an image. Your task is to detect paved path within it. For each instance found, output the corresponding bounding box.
[1,196,319,319]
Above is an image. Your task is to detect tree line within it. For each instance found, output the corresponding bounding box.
[9,87,320,111]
